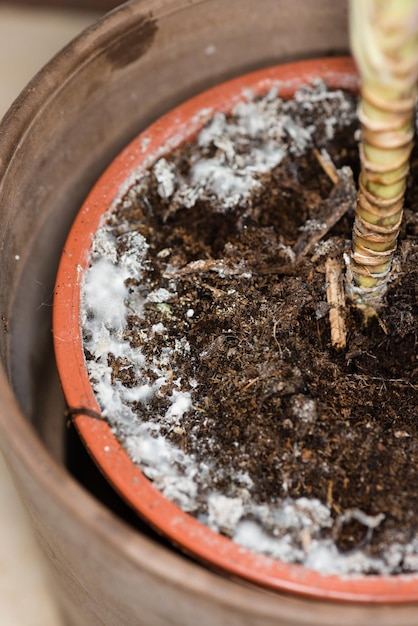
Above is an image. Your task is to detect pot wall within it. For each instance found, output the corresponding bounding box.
[1,1,418,624]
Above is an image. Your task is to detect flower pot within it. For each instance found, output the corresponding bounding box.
[52,53,418,605]
[1,1,418,624]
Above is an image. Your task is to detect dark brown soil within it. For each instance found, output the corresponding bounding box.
[93,90,418,571]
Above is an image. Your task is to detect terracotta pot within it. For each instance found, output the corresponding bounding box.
[2,0,418,624]
[54,56,418,603]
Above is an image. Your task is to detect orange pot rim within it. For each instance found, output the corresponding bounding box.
[53,57,418,603]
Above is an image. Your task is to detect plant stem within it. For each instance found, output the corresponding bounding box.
[347,0,418,313]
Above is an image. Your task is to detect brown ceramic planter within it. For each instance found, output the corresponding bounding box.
[54,56,418,604]
[7,0,120,9]
[2,1,418,624]
[11,0,119,8]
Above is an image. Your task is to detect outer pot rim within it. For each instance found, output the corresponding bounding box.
[53,55,418,603]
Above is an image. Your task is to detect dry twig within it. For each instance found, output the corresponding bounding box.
[325,257,347,350]
[294,167,356,258]
[313,148,339,185]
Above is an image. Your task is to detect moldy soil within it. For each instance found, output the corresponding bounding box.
[83,85,418,574]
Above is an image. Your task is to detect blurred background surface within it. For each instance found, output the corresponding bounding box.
[0,4,110,623]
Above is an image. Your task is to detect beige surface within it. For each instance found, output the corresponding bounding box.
[0,6,100,624]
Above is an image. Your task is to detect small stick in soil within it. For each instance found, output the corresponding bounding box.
[327,479,334,509]
[242,377,260,390]
[313,148,339,185]
[325,257,347,350]
[165,258,247,278]
[273,320,283,357]
[293,167,356,258]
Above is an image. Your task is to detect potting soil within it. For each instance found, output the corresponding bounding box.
[81,82,418,576]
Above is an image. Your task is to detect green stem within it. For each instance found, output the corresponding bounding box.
[347,0,418,313]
